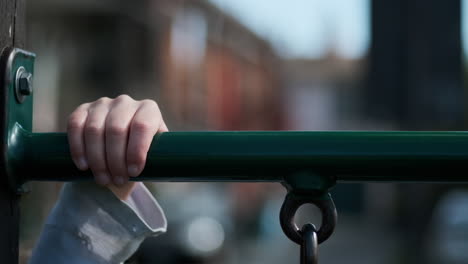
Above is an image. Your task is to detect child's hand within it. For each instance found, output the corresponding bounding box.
[67,95,168,199]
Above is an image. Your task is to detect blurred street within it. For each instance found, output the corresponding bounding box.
[18,0,468,263]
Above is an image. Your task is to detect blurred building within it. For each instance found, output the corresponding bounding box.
[27,0,284,132]
[157,0,284,130]
[282,54,370,131]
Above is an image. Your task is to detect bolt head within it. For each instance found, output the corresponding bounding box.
[18,73,33,95]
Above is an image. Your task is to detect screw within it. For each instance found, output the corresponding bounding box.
[14,66,33,103]
[18,72,33,95]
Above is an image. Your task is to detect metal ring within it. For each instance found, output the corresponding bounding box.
[300,223,318,264]
[15,66,27,103]
[280,192,337,245]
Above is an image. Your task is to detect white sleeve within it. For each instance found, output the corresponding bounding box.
[29,182,167,264]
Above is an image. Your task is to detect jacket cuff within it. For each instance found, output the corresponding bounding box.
[45,182,167,263]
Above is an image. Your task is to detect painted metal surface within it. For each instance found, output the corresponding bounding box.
[2,48,34,192]
[5,130,468,185]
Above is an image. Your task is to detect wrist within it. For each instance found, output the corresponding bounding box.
[108,182,137,200]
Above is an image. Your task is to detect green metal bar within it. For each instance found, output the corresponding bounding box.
[13,127,468,184]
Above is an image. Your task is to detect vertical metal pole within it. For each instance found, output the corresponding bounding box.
[0,0,23,263]
[367,1,462,263]
[366,0,463,130]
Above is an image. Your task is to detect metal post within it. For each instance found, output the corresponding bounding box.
[367,2,463,262]
[0,0,24,263]
[367,0,462,130]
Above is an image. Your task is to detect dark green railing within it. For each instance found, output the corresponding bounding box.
[20,130,468,184]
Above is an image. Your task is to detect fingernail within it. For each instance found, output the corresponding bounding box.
[77,157,88,170]
[96,173,110,185]
[114,176,126,186]
[128,165,139,177]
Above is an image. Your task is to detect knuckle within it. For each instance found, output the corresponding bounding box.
[85,123,103,136]
[96,97,111,105]
[107,123,127,137]
[67,116,83,131]
[75,103,91,111]
[131,120,152,133]
[141,99,158,108]
[115,94,132,102]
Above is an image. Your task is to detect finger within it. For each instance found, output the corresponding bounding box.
[67,103,90,170]
[105,95,139,186]
[159,120,169,132]
[84,98,111,185]
[127,100,161,177]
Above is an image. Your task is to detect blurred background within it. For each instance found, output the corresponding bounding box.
[17,0,468,263]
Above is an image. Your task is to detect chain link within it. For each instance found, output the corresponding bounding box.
[300,223,318,264]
